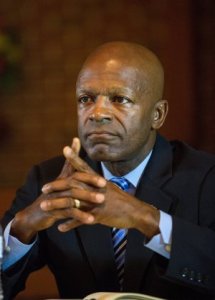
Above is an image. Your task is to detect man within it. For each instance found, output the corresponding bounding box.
[1,41,215,300]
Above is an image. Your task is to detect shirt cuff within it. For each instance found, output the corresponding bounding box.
[2,220,36,270]
[145,211,172,259]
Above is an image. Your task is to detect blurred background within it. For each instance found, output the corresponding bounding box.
[0,0,214,299]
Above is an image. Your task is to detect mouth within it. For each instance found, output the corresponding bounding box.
[86,131,118,142]
[81,130,122,160]
[87,130,117,137]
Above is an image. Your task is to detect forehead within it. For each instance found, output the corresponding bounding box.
[76,60,147,96]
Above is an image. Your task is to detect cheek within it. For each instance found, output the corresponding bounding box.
[124,114,153,145]
[77,119,85,142]
[125,111,150,133]
[77,123,84,141]
[77,109,86,128]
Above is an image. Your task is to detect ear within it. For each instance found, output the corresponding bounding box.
[151,100,168,130]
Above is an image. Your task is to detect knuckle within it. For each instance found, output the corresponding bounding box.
[66,197,72,207]
[64,207,73,217]
[90,192,96,200]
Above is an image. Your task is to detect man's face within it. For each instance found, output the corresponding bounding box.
[76,59,156,163]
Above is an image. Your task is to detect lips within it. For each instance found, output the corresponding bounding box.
[86,131,118,142]
[88,131,115,136]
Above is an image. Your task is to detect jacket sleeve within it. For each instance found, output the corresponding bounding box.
[165,166,215,295]
[1,165,46,300]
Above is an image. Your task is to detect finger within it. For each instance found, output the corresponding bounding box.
[58,137,81,179]
[42,173,106,195]
[42,177,71,194]
[40,191,104,211]
[58,210,95,232]
[42,173,105,194]
[58,160,73,179]
[72,137,81,154]
[72,172,107,188]
[58,219,82,231]
[70,188,105,204]
[63,146,95,174]
[40,197,72,211]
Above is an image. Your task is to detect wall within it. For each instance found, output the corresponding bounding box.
[0,0,198,188]
[0,0,214,299]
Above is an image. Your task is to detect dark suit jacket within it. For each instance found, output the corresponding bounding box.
[2,135,215,300]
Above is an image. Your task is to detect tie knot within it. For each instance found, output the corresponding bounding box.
[110,177,133,192]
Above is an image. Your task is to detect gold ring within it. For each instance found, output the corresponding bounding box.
[74,199,81,209]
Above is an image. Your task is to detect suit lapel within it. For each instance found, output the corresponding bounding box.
[123,135,176,291]
[123,228,152,291]
[77,224,119,290]
[143,134,174,188]
[77,155,120,289]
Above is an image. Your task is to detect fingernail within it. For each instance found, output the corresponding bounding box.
[42,184,50,194]
[96,193,105,203]
[98,178,107,187]
[63,146,72,157]
[58,224,66,232]
[87,215,94,223]
[40,201,47,210]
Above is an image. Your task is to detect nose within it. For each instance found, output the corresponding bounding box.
[89,96,112,124]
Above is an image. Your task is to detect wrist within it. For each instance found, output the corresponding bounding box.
[135,203,160,239]
[11,211,37,244]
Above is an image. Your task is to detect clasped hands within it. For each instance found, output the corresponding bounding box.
[39,137,160,239]
[40,137,142,232]
[12,138,159,244]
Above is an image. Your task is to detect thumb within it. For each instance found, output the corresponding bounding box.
[58,137,81,178]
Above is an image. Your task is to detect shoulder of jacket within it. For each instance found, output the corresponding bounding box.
[170,139,215,171]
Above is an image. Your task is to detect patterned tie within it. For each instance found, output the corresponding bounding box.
[110,177,134,290]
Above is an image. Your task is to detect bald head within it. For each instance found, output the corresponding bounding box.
[77,41,164,101]
[76,41,168,168]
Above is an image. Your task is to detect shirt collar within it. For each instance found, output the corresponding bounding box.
[101,151,152,188]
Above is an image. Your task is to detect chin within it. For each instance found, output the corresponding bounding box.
[86,146,119,162]
[87,151,112,162]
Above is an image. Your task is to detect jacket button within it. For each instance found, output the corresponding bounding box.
[189,270,195,281]
[196,272,203,283]
[181,267,189,278]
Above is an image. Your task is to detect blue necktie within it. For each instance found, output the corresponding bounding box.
[110,177,134,290]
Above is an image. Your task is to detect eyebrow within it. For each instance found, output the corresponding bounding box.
[77,86,133,96]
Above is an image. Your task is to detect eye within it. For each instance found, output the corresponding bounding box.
[78,95,94,104]
[111,96,132,104]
